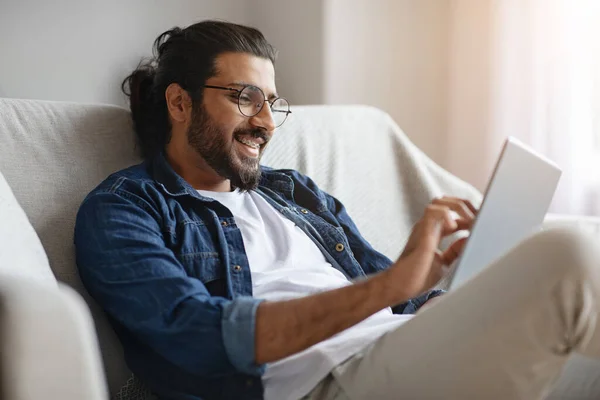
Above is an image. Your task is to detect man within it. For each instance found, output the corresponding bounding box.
[74,20,600,400]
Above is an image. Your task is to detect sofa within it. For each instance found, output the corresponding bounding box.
[1,97,599,399]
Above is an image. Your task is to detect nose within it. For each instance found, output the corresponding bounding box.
[249,101,276,132]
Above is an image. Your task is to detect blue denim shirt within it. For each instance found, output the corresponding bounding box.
[74,153,443,400]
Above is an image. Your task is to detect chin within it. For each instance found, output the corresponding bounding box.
[228,159,261,191]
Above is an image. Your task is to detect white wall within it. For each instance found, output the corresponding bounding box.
[250,0,454,164]
[0,0,249,105]
[324,0,451,164]
[248,0,326,106]
[445,0,495,190]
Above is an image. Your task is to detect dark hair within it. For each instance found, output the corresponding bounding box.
[122,20,277,159]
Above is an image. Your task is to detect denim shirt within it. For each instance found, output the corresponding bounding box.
[74,153,443,400]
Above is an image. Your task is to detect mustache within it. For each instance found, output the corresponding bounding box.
[234,128,270,145]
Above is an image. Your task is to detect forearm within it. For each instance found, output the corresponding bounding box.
[254,269,407,364]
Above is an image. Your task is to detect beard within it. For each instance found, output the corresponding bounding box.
[187,104,268,191]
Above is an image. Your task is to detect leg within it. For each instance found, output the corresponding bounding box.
[332,228,600,400]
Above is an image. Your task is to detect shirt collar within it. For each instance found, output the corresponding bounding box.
[149,152,295,199]
[150,152,197,197]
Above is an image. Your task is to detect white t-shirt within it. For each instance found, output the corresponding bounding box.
[197,189,413,400]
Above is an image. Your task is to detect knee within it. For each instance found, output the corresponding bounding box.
[535,226,590,247]
[529,227,600,281]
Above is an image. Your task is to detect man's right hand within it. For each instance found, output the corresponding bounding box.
[386,197,477,301]
[255,196,477,364]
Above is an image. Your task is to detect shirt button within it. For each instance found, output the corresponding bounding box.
[221,221,228,227]
[335,243,345,252]
[300,209,309,214]
[233,265,242,272]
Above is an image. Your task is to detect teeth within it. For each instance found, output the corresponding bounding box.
[236,137,260,149]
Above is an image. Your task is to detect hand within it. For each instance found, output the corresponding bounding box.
[388,196,477,300]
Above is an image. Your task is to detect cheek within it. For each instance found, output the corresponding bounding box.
[210,119,241,143]
[212,114,246,140]
[202,98,245,132]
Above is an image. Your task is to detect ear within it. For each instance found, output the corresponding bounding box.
[165,83,192,123]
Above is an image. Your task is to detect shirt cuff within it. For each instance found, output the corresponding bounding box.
[221,296,266,376]
[417,289,446,308]
[392,289,446,314]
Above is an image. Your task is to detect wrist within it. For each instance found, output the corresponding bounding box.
[371,268,413,307]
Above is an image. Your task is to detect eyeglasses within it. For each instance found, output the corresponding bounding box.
[204,84,291,128]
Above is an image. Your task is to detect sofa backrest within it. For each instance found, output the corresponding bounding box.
[0,98,481,394]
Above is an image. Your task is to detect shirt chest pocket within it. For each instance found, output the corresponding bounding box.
[171,220,228,296]
[178,253,223,282]
[178,254,228,297]
[172,219,221,255]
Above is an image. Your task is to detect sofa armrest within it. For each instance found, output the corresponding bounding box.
[543,213,600,238]
[0,275,108,400]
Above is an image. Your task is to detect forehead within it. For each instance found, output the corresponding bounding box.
[212,52,276,95]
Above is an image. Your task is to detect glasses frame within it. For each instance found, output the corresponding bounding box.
[204,84,292,127]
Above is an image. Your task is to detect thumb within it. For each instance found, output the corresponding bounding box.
[439,237,468,266]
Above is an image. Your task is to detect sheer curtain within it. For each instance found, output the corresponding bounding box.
[446,0,600,216]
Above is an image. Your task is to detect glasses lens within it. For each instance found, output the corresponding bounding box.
[271,98,290,127]
[238,86,264,117]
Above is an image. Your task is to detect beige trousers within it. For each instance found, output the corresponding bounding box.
[304,228,600,400]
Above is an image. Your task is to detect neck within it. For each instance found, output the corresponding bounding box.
[165,142,232,192]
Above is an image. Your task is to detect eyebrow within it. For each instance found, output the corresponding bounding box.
[228,81,279,100]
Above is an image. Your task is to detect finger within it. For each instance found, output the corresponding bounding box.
[455,218,473,232]
[432,197,475,222]
[439,196,478,216]
[423,205,457,235]
[402,209,452,259]
[432,197,477,233]
[433,196,478,217]
[439,237,468,266]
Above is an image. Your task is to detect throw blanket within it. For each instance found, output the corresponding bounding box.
[262,105,483,265]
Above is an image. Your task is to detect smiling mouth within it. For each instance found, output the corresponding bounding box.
[235,136,261,149]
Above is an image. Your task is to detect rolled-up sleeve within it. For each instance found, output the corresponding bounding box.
[221,297,264,374]
[74,191,265,377]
